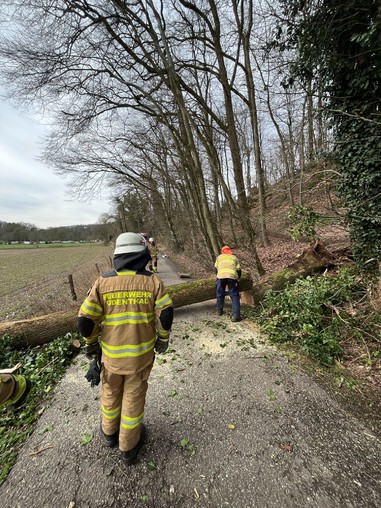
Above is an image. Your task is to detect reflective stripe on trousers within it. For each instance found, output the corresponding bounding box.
[100,363,153,452]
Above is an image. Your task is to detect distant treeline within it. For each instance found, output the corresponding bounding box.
[0,221,116,244]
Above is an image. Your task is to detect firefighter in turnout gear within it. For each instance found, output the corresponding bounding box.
[214,245,242,322]
[0,366,32,408]
[148,238,158,273]
[78,232,173,466]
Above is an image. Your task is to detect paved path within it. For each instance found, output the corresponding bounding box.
[1,258,380,508]
[155,254,190,286]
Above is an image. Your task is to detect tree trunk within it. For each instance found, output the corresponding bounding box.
[307,79,314,161]
[0,311,78,349]
[240,1,269,247]
[0,275,253,348]
[169,273,253,309]
[251,242,337,303]
[0,242,344,349]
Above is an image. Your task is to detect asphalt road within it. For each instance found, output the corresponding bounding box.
[1,257,380,508]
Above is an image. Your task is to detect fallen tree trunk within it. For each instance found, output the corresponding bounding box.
[0,242,345,348]
[0,311,78,349]
[169,272,253,308]
[0,274,253,348]
[251,241,340,303]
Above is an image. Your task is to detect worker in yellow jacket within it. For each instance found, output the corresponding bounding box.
[78,232,173,466]
[214,245,242,322]
[0,368,32,408]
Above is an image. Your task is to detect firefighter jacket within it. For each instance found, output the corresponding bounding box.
[149,244,159,258]
[78,249,173,375]
[214,247,241,280]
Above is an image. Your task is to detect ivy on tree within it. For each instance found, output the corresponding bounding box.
[273,0,381,276]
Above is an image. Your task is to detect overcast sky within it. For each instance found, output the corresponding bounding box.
[0,98,112,229]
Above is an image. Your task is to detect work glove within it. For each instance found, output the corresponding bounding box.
[84,342,101,360]
[155,336,169,354]
[85,355,102,387]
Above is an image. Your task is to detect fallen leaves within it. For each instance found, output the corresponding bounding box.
[146,460,158,471]
[279,442,294,452]
[266,388,277,401]
[179,437,196,455]
[80,433,93,446]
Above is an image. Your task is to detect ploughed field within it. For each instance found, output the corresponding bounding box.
[0,244,113,322]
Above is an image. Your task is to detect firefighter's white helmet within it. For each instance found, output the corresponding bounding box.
[114,232,147,255]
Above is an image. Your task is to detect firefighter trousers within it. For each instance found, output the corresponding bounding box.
[216,278,240,318]
[100,363,153,452]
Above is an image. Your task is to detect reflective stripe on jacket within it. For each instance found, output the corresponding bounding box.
[78,271,172,375]
[214,253,241,280]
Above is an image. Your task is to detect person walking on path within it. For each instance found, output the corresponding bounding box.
[78,232,173,466]
[214,245,242,322]
[148,237,159,273]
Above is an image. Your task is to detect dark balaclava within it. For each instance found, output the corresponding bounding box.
[113,247,152,272]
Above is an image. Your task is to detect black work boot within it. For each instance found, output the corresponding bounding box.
[100,423,119,448]
[121,424,146,466]
[217,309,223,316]
[231,316,241,322]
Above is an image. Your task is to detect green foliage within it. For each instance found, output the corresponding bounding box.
[254,268,369,365]
[179,437,196,455]
[80,433,93,446]
[0,333,79,485]
[336,123,381,275]
[146,459,158,471]
[287,205,329,242]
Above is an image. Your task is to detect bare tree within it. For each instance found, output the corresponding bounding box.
[231,0,269,246]
[1,1,335,275]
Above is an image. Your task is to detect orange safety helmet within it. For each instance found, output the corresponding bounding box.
[221,246,233,255]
